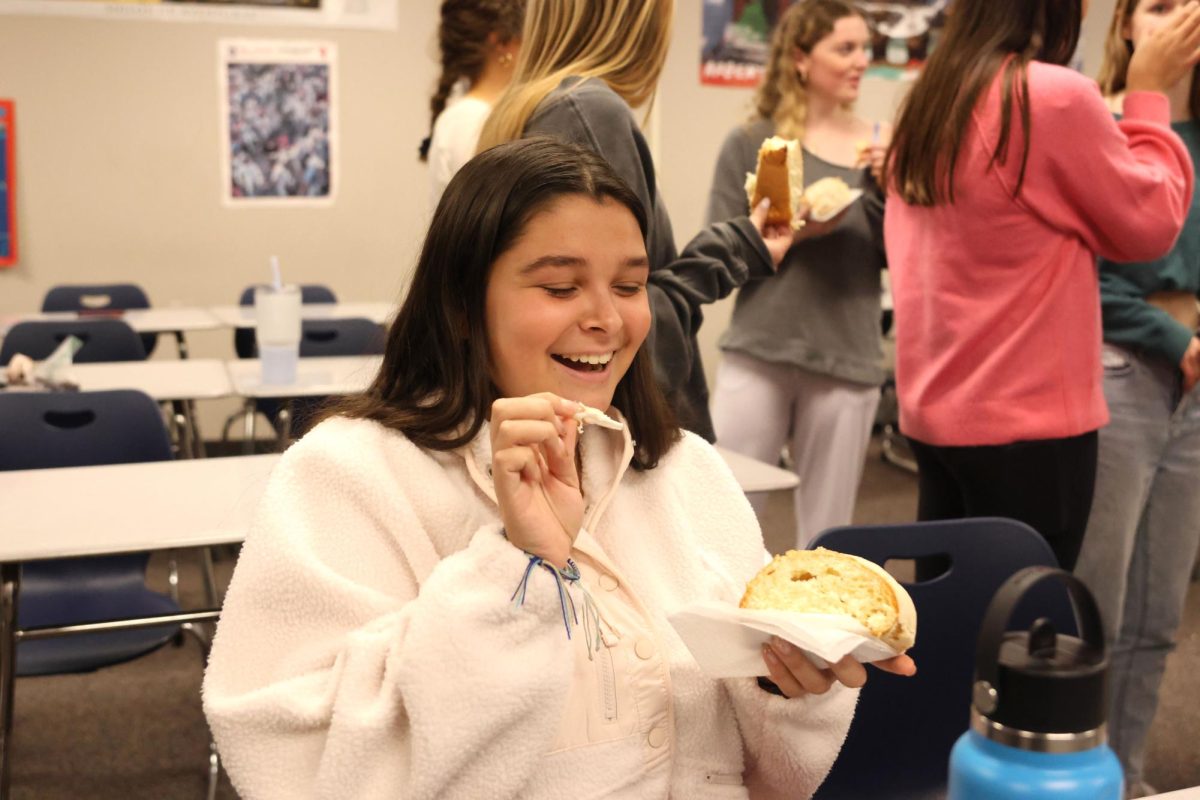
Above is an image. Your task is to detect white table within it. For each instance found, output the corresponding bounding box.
[0,454,277,797]
[0,308,224,359]
[226,355,382,451]
[208,302,393,329]
[715,445,799,492]
[62,359,233,401]
[58,359,235,459]
[1148,789,1200,799]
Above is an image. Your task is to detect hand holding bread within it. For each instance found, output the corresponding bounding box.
[743,548,918,697]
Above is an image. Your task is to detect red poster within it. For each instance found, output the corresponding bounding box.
[0,100,14,268]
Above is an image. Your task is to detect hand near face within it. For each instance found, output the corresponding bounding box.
[1180,335,1200,393]
[1126,0,1200,94]
[762,636,917,698]
[490,393,583,569]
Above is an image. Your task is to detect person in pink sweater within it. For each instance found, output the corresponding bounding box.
[884,0,1200,569]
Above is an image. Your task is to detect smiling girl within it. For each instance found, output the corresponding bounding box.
[708,0,889,546]
[202,138,913,800]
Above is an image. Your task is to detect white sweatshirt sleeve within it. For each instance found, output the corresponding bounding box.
[725,677,858,799]
[202,425,576,800]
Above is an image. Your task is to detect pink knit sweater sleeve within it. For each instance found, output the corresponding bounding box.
[1010,66,1193,263]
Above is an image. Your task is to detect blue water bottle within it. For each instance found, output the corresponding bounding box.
[949,567,1123,800]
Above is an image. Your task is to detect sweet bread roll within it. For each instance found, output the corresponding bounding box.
[803,176,854,219]
[744,136,804,229]
[740,548,917,652]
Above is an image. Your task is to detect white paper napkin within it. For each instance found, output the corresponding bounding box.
[668,600,902,678]
[808,188,865,223]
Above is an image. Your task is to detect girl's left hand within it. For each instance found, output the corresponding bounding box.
[856,143,889,185]
[761,636,917,698]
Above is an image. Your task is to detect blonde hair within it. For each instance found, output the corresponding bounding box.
[753,0,864,141]
[1098,0,1199,117]
[477,0,673,151]
[1099,0,1140,95]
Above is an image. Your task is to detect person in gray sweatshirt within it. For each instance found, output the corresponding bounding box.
[478,0,794,442]
[708,0,888,546]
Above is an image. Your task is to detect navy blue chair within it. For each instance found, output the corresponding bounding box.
[0,389,218,794]
[42,283,157,357]
[0,319,146,364]
[299,317,386,358]
[809,518,1077,800]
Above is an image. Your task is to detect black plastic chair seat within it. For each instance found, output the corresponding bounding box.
[17,592,180,677]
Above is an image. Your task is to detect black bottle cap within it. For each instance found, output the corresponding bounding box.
[973,568,1109,736]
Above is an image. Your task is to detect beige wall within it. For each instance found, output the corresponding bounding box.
[0,0,1117,429]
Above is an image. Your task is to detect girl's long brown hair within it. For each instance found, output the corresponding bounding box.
[889,0,1083,206]
[1099,0,1200,119]
[754,0,865,141]
[323,137,680,469]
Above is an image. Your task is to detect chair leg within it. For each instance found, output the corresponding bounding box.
[199,548,220,607]
[276,404,292,452]
[881,424,918,474]
[207,739,220,800]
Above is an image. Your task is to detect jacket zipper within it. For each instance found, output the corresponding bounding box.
[597,646,618,722]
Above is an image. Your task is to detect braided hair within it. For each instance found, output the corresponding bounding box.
[420,0,526,161]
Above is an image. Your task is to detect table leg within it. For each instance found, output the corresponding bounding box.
[174,331,190,360]
[184,400,207,459]
[1,562,21,799]
[241,399,257,456]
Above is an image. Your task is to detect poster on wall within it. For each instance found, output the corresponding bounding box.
[0,100,14,268]
[0,0,396,31]
[701,0,949,87]
[219,39,337,207]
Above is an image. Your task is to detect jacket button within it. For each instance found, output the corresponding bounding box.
[598,574,619,591]
[647,726,668,748]
[634,638,654,660]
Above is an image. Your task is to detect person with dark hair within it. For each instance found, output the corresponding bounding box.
[708,0,888,547]
[203,138,913,799]
[1073,1,1200,795]
[884,0,1200,570]
[421,0,525,206]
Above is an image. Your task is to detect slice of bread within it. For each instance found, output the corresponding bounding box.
[739,548,917,652]
[803,176,853,219]
[744,136,804,229]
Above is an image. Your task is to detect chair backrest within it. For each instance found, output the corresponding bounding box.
[299,317,386,357]
[42,283,151,313]
[809,518,1077,800]
[41,283,156,356]
[235,283,338,358]
[0,389,172,470]
[0,319,147,364]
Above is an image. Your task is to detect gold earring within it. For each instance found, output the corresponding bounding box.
[499,52,514,66]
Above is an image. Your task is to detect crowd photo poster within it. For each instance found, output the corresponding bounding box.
[701,0,949,87]
[219,39,338,206]
[0,100,14,268]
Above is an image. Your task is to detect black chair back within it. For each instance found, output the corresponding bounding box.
[42,283,157,356]
[0,319,147,364]
[810,518,1077,800]
[300,318,385,357]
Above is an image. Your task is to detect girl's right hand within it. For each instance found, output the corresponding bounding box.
[1127,0,1200,94]
[490,393,583,569]
[750,198,797,269]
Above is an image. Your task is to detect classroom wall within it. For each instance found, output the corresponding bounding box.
[0,0,1118,433]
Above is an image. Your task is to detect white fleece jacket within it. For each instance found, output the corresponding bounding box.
[202,414,856,799]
